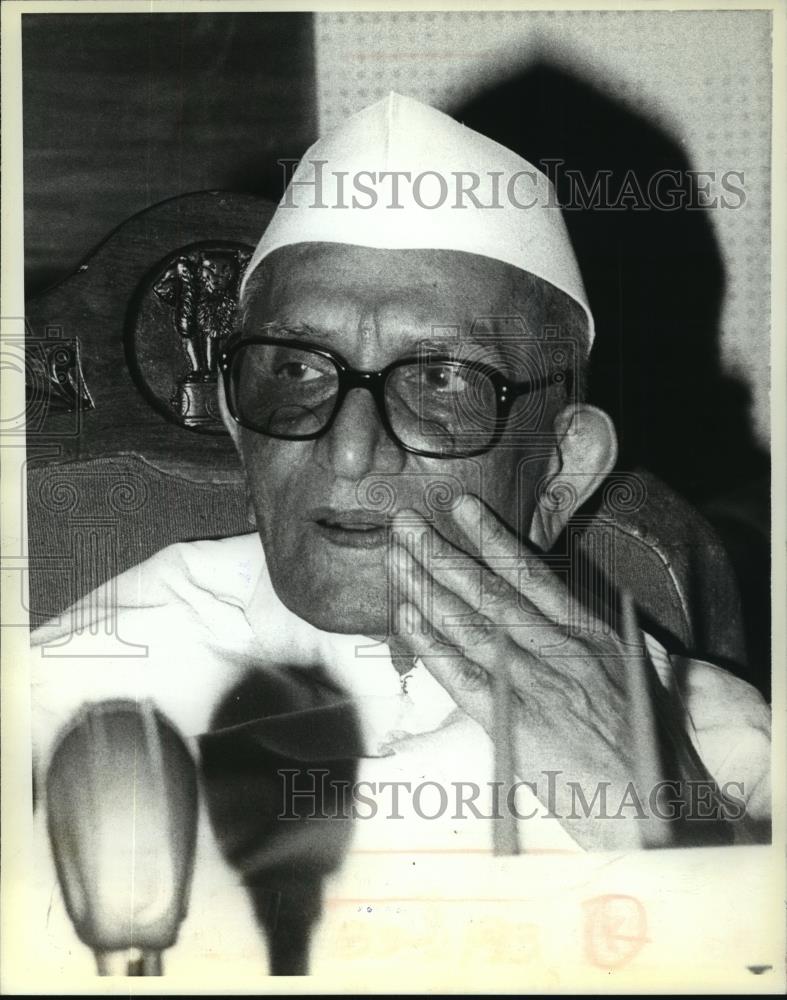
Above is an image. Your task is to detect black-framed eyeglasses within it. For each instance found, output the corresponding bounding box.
[220,336,572,459]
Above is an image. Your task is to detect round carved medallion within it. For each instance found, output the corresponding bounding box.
[126,241,253,433]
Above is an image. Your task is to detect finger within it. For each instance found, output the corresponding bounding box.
[393,509,566,658]
[396,544,545,702]
[396,540,506,674]
[453,494,607,635]
[392,507,542,619]
[395,601,493,726]
[452,494,566,616]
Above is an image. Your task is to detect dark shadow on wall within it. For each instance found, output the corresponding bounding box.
[455,63,771,694]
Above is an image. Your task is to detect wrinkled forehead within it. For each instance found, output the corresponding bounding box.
[240,242,545,339]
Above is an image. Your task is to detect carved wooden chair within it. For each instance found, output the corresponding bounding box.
[24,191,748,679]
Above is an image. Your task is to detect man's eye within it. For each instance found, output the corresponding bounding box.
[421,364,471,393]
[274,361,326,383]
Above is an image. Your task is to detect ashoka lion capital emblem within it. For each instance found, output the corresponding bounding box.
[127,242,252,432]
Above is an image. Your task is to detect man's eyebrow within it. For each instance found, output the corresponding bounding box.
[246,319,321,339]
[415,336,511,365]
[240,322,512,367]
[416,336,495,350]
[242,321,452,348]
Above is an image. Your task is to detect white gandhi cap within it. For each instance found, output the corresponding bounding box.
[240,92,594,349]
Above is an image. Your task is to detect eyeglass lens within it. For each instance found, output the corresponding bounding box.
[230,341,517,454]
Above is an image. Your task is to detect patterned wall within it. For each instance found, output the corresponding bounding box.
[315,10,771,453]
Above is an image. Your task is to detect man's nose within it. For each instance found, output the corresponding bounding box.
[316,387,405,480]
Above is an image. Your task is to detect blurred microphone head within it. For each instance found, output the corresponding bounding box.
[45,699,198,956]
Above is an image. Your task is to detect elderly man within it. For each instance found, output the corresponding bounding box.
[30,94,770,974]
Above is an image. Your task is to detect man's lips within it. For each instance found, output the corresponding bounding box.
[309,507,391,549]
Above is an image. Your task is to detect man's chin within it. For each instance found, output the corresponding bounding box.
[283,592,390,636]
[302,604,390,636]
[268,570,391,636]
[262,529,398,634]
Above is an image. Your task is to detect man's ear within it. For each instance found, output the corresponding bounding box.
[528,404,618,550]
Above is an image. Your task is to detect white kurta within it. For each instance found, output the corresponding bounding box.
[26,532,772,981]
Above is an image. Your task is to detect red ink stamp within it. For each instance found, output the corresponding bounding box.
[583,894,648,969]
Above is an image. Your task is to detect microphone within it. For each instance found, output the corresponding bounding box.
[45,699,199,976]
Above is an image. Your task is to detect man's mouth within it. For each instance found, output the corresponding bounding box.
[310,508,390,549]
